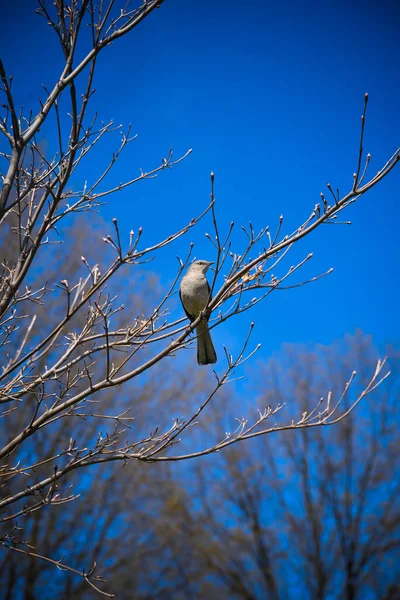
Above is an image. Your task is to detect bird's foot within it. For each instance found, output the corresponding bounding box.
[200,306,211,320]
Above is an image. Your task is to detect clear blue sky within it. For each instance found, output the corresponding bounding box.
[1,0,399,362]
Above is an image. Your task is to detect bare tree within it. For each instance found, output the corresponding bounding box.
[0,0,399,595]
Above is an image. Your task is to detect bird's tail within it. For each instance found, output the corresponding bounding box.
[196,320,217,365]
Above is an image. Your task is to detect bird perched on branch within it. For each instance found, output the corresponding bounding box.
[179,260,217,366]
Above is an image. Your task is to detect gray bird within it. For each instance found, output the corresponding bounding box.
[179,260,217,365]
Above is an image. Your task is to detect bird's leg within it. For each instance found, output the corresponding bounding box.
[200,306,211,321]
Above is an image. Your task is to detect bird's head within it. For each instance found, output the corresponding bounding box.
[187,260,214,275]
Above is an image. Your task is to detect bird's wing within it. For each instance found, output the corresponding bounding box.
[179,288,195,322]
[206,281,213,321]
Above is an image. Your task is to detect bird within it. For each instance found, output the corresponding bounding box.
[179,260,217,366]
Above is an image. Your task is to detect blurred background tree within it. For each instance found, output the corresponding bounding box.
[1,331,398,599]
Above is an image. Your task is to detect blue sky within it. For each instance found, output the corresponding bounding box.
[1,0,399,364]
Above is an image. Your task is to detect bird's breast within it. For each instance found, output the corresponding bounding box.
[180,276,209,318]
